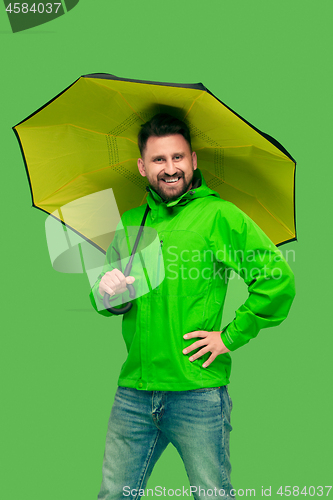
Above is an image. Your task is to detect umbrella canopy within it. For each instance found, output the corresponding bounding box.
[14,73,296,249]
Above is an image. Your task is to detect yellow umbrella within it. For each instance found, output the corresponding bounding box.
[14,73,296,250]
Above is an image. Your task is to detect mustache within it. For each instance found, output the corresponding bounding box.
[159,173,183,180]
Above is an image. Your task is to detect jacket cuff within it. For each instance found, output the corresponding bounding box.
[221,321,254,351]
[220,328,236,351]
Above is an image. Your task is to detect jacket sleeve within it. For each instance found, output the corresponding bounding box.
[212,203,296,351]
[89,223,131,318]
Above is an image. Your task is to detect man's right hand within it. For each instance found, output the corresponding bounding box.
[99,269,135,297]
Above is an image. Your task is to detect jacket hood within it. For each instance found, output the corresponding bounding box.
[146,168,220,210]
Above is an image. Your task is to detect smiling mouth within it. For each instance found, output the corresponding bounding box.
[160,176,182,185]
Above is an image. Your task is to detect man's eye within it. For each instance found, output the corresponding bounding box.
[155,158,164,162]
[174,155,182,160]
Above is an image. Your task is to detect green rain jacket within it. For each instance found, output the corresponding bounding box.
[90,168,295,391]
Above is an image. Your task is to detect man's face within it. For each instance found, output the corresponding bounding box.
[137,134,197,202]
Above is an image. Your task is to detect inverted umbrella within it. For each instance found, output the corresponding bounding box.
[13,73,296,250]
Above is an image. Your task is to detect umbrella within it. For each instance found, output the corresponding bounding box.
[13,73,296,249]
[13,73,296,313]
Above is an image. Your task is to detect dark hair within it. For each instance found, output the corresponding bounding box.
[138,113,192,157]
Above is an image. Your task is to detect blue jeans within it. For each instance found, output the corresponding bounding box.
[98,386,234,500]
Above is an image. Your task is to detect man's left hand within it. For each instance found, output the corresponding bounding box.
[183,331,230,368]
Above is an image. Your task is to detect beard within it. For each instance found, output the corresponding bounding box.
[148,169,195,202]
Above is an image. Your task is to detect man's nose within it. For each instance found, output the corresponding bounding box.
[164,158,178,175]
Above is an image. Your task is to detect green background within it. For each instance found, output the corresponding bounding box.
[1,0,332,498]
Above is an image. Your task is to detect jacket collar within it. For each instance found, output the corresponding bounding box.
[146,168,220,209]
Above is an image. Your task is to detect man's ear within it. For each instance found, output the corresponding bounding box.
[192,151,198,170]
[137,158,146,177]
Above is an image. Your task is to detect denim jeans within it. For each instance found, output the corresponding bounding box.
[98,386,234,500]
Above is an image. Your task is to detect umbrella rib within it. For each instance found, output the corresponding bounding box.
[23,123,138,145]
[69,124,138,144]
[194,144,292,160]
[115,90,146,121]
[194,144,254,151]
[24,123,108,135]
[37,158,139,203]
[207,172,294,237]
[255,201,294,236]
[183,91,206,120]
[90,80,146,122]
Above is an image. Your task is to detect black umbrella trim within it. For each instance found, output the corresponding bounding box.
[13,77,81,128]
[204,88,296,164]
[44,209,107,255]
[12,77,82,214]
[13,126,35,207]
[83,73,207,91]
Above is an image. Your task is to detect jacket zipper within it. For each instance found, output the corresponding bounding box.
[156,240,163,289]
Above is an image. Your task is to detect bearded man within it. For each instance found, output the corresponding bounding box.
[90,113,295,500]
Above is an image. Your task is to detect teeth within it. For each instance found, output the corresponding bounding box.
[163,177,180,183]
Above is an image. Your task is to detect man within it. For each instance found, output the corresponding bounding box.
[90,114,295,499]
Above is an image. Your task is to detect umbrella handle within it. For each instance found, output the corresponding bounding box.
[102,204,150,316]
[103,283,136,315]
